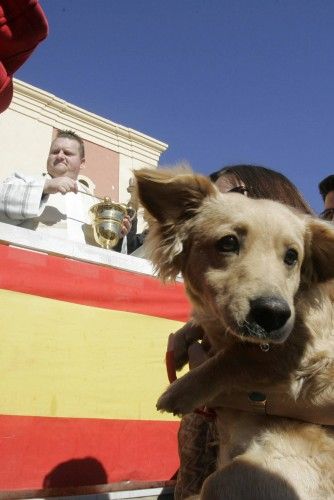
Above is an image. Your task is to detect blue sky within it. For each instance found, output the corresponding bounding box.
[16,0,334,213]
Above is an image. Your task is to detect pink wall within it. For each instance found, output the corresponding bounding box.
[84,139,119,200]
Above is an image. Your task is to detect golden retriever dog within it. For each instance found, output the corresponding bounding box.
[134,167,334,500]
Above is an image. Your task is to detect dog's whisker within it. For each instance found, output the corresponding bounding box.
[242,320,268,339]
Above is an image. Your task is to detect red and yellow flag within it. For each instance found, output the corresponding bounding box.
[0,244,190,492]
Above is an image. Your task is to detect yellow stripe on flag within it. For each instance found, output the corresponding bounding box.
[0,289,185,421]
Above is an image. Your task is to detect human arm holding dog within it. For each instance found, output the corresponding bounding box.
[207,385,334,426]
[169,322,334,425]
[160,337,302,415]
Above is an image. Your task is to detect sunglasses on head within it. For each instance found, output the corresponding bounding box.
[228,186,249,195]
[319,208,334,221]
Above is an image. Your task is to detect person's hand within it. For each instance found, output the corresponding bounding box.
[120,215,132,237]
[208,389,334,425]
[172,322,205,370]
[43,177,78,195]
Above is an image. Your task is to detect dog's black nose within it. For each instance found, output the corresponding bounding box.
[248,296,291,332]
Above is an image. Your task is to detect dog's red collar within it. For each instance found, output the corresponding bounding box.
[166,333,217,420]
[166,333,177,383]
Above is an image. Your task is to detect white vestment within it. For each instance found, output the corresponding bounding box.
[0,172,104,246]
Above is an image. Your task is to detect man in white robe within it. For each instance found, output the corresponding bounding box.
[0,130,131,249]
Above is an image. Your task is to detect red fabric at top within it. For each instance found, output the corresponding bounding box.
[0,244,191,322]
[0,60,12,110]
[0,0,48,72]
[0,0,48,112]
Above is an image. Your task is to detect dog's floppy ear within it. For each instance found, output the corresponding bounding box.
[134,166,216,223]
[304,218,334,283]
[134,167,217,281]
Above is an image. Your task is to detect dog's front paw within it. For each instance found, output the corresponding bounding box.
[157,390,194,416]
[156,379,198,415]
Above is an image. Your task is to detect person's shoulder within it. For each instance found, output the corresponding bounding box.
[3,171,44,183]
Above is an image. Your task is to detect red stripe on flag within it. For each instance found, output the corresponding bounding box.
[0,414,180,491]
[0,245,190,321]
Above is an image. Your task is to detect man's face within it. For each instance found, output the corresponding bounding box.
[322,191,334,221]
[325,190,334,210]
[47,137,85,180]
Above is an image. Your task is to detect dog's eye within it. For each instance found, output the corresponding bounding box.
[284,248,298,266]
[215,235,239,254]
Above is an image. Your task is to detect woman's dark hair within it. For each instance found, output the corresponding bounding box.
[210,164,313,215]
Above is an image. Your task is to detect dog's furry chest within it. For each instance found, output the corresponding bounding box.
[215,408,334,499]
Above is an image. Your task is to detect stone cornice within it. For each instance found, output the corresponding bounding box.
[10,79,168,165]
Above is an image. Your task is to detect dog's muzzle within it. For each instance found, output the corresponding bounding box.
[242,296,291,342]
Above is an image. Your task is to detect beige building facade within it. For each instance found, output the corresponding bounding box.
[0,79,168,211]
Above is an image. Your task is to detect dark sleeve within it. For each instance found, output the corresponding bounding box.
[114,216,145,254]
[126,216,141,254]
[113,238,124,253]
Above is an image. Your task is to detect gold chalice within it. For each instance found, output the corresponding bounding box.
[89,197,136,249]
